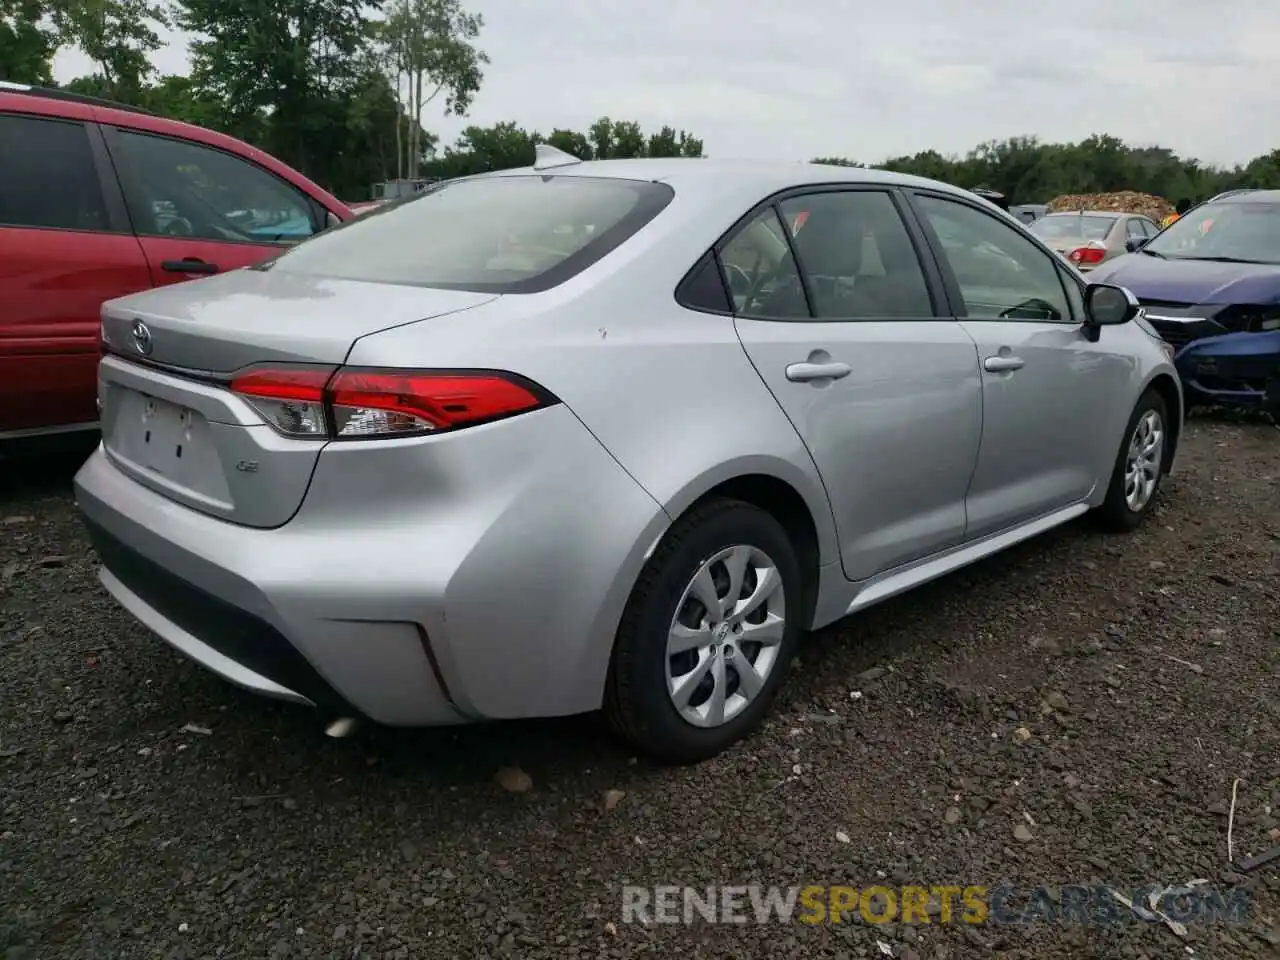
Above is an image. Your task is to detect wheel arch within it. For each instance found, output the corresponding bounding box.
[655,460,837,630]
[1144,371,1183,474]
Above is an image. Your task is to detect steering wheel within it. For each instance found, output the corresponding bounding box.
[163,217,194,238]
[999,297,1060,322]
[724,263,752,298]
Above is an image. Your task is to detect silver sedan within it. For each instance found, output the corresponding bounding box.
[75,150,1182,763]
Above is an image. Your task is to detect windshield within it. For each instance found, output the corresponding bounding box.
[1143,201,1280,263]
[264,175,674,292]
[1029,214,1116,242]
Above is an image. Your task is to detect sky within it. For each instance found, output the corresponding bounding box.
[52,0,1280,168]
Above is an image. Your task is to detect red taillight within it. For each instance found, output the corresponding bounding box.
[1068,245,1106,266]
[230,365,334,439]
[229,365,554,440]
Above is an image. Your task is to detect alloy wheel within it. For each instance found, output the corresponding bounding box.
[665,544,787,728]
[1124,408,1164,512]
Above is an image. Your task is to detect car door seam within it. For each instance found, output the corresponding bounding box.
[729,315,846,572]
[955,323,985,537]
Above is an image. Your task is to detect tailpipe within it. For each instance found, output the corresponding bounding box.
[324,717,360,738]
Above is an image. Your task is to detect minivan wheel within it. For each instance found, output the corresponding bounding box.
[1093,389,1168,532]
[604,499,803,764]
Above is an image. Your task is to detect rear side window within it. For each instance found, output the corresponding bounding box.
[112,129,317,245]
[0,115,110,232]
[266,175,676,293]
[718,208,809,319]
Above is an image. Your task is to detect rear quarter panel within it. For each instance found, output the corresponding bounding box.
[343,184,840,568]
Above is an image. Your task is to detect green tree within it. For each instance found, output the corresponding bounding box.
[587,117,615,160]
[380,0,487,179]
[675,130,703,158]
[420,120,708,177]
[609,120,644,158]
[547,127,592,160]
[814,133,1280,205]
[51,0,167,102]
[0,0,59,85]
[139,73,227,129]
[175,0,383,192]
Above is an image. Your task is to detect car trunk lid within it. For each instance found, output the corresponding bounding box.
[97,270,499,528]
[100,268,496,373]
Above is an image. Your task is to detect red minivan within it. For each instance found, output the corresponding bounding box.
[0,82,353,444]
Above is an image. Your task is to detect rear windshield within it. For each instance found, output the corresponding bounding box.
[264,175,675,293]
[1029,214,1116,241]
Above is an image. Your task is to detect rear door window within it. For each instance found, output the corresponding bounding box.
[266,175,675,293]
[0,114,110,232]
[778,190,934,319]
[112,129,318,245]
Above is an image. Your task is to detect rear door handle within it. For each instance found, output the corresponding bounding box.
[786,361,852,383]
[983,355,1025,372]
[161,258,219,275]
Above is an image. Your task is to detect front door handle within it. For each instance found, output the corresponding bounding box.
[786,361,852,383]
[161,258,219,275]
[983,355,1025,372]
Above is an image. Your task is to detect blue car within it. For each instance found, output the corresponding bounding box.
[1088,190,1280,414]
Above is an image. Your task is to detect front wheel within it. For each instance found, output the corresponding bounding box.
[604,500,803,764]
[1093,389,1168,532]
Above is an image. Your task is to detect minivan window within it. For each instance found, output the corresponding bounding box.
[265,175,676,293]
[0,115,110,232]
[113,129,317,245]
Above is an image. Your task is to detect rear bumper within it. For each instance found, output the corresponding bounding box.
[82,515,363,713]
[77,455,463,724]
[73,403,670,725]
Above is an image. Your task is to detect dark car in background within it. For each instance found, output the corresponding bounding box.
[1088,190,1280,413]
[1010,203,1049,225]
[0,82,353,448]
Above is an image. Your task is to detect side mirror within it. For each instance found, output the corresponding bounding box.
[1084,283,1140,327]
[1124,236,1149,253]
[325,210,342,230]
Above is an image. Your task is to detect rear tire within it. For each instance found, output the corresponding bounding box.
[1093,389,1168,532]
[604,499,803,764]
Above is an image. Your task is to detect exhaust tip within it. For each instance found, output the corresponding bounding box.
[325,717,359,738]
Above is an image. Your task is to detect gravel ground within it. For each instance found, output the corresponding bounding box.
[2,421,1278,960]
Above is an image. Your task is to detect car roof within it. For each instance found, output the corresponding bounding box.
[0,80,156,116]
[468,156,980,200]
[1040,210,1125,219]
[1209,189,1280,205]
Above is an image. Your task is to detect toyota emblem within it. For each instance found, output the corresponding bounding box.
[131,320,153,356]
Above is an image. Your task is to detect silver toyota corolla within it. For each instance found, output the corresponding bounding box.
[74,148,1183,763]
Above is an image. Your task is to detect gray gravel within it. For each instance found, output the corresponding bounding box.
[2,421,1278,960]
